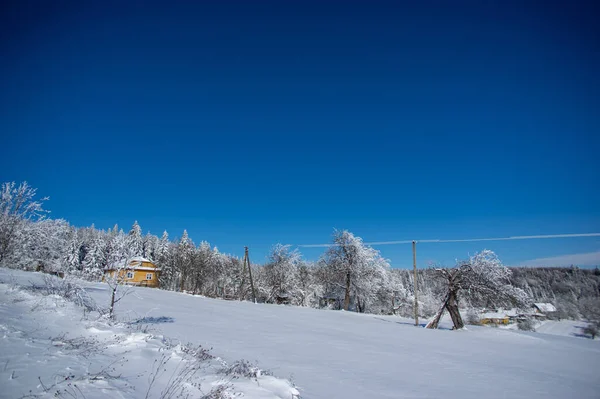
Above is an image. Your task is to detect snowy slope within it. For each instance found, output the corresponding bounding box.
[535,320,591,338]
[2,268,599,399]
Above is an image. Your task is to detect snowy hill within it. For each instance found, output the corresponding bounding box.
[1,268,599,399]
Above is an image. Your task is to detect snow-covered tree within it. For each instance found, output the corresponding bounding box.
[107,229,127,270]
[64,233,82,273]
[295,261,323,307]
[29,219,71,272]
[143,232,159,261]
[82,235,107,280]
[426,250,530,330]
[188,241,212,294]
[321,230,391,312]
[0,181,49,264]
[126,221,143,258]
[262,244,301,304]
[175,230,194,292]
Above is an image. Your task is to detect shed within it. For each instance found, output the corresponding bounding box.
[533,303,557,314]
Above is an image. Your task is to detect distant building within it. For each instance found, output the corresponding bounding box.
[533,303,557,314]
[480,308,518,325]
[103,257,161,288]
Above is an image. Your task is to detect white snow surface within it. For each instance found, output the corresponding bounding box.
[1,268,599,399]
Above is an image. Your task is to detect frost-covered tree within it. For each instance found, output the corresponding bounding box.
[295,261,323,307]
[143,232,159,261]
[82,235,107,280]
[64,234,83,273]
[28,219,71,271]
[175,230,194,292]
[107,229,127,270]
[190,241,212,294]
[322,230,391,311]
[262,244,301,304]
[156,230,175,289]
[126,221,143,258]
[426,250,529,330]
[0,181,49,264]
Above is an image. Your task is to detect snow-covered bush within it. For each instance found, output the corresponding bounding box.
[581,323,598,339]
[517,318,536,331]
[31,274,97,313]
[466,308,481,325]
[220,359,270,379]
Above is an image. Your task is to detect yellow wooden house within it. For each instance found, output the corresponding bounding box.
[103,257,161,288]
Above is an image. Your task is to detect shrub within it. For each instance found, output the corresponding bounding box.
[581,323,598,339]
[466,309,481,325]
[29,274,97,313]
[517,318,536,331]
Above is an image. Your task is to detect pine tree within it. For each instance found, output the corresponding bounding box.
[175,230,194,292]
[126,221,143,258]
[156,231,174,289]
[64,234,82,273]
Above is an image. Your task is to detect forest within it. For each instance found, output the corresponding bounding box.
[1,182,599,322]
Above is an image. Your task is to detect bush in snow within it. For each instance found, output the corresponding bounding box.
[581,323,598,339]
[220,359,270,379]
[29,274,98,313]
[466,308,481,325]
[517,318,536,332]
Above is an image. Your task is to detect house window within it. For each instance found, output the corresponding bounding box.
[146,273,153,280]
[126,272,134,279]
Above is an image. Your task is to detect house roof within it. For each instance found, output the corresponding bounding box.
[130,256,152,263]
[533,303,557,313]
[103,257,159,272]
[480,308,518,320]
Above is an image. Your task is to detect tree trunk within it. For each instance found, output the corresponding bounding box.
[426,293,449,329]
[446,290,464,330]
[343,272,351,311]
[109,286,117,319]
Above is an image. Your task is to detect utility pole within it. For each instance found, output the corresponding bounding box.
[244,246,257,303]
[413,240,419,326]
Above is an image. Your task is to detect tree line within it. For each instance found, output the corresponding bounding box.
[1,182,599,326]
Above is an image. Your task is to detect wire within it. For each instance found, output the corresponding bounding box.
[297,232,600,248]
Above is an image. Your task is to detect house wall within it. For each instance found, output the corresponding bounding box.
[104,268,160,288]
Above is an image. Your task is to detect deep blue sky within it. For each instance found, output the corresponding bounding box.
[1,1,599,267]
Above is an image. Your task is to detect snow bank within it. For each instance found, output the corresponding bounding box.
[0,270,299,399]
[2,268,599,398]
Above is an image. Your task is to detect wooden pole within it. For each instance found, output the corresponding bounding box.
[239,250,247,300]
[245,246,257,304]
[413,240,419,326]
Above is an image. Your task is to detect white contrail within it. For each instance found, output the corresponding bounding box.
[297,232,600,248]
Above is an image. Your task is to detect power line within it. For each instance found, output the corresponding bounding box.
[297,232,600,248]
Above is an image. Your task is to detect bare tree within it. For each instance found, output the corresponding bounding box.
[104,260,135,320]
[426,250,529,330]
[0,181,48,264]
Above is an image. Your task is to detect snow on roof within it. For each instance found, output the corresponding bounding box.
[533,303,557,313]
[130,256,152,263]
[480,308,518,319]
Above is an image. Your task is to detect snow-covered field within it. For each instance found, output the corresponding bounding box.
[1,268,599,398]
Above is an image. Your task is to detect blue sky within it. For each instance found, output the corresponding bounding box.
[1,1,599,267]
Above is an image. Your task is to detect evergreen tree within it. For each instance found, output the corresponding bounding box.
[126,221,143,258]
